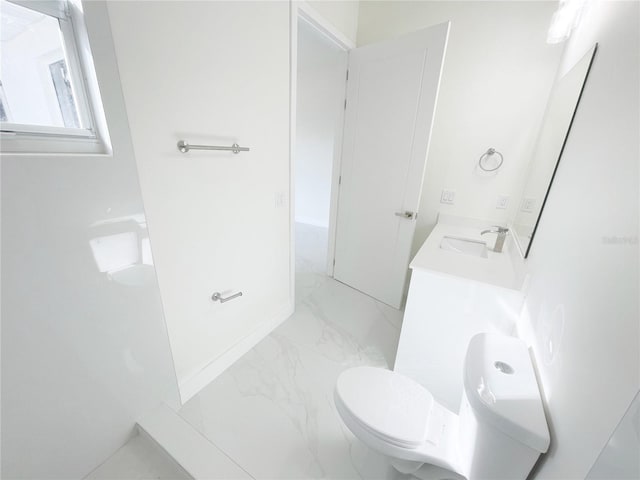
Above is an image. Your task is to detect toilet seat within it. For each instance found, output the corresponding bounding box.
[335,366,435,448]
[335,366,464,477]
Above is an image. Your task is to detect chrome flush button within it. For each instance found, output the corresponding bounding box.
[494,361,514,374]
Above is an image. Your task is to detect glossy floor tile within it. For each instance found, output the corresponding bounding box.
[84,432,191,480]
[177,223,408,479]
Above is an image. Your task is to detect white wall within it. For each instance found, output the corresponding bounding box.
[306,1,359,45]
[516,1,639,478]
[106,1,292,401]
[296,20,347,228]
[356,2,562,257]
[0,2,180,478]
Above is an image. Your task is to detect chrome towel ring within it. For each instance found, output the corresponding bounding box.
[478,148,504,172]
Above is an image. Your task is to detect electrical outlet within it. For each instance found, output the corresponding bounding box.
[440,189,455,205]
[496,194,509,210]
[521,197,536,213]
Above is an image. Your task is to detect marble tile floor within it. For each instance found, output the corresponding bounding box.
[177,223,408,479]
[84,431,191,480]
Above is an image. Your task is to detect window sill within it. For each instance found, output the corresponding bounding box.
[0,131,110,155]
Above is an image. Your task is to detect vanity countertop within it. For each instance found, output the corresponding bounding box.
[410,217,526,291]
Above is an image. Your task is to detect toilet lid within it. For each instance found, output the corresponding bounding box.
[335,366,434,448]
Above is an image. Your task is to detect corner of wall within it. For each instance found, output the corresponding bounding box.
[177,300,294,404]
[304,1,359,46]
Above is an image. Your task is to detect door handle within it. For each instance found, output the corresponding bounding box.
[394,211,417,220]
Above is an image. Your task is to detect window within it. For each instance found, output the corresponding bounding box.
[0,0,108,153]
[48,58,81,128]
[0,81,10,121]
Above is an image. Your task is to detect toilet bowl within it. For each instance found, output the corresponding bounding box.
[334,333,550,480]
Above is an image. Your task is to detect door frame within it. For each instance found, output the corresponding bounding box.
[290,1,354,300]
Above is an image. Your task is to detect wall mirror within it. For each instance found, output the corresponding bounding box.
[513,44,597,257]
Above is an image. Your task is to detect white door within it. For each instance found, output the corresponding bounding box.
[333,23,449,309]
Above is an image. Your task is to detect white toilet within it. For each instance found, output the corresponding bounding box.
[334,333,550,480]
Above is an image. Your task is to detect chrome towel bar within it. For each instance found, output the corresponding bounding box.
[177,140,250,154]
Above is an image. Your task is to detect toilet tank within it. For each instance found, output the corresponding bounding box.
[457,333,550,479]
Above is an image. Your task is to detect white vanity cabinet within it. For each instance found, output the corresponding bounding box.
[393,219,525,412]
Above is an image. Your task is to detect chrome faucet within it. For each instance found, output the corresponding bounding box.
[480,226,509,253]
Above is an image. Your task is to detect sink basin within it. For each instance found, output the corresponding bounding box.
[440,236,488,258]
